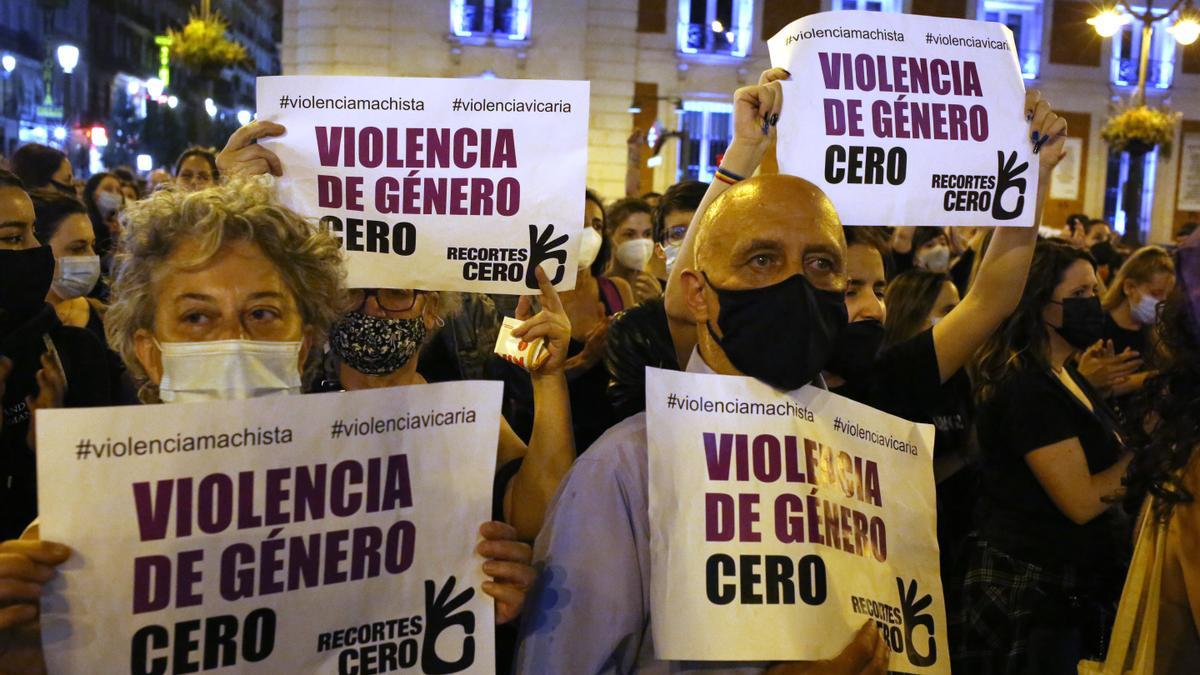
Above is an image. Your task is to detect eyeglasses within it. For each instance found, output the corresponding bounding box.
[664,225,688,246]
[344,288,422,313]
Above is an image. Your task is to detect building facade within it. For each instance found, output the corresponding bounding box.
[1,0,282,175]
[292,1,1196,243]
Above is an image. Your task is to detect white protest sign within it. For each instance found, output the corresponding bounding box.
[1179,133,1200,212]
[768,10,1036,228]
[1050,137,1083,201]
[256,76,590,293]
[647,367,947,673]
[37,382,500,674]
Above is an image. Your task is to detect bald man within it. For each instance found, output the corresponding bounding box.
[513,175,887,674]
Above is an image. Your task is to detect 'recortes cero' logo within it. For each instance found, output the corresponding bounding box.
[933,149,1028,220]
[317,576,478,674]
[447,223,568,288]
[850,576,940,669]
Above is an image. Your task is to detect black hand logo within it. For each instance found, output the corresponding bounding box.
[421,576,476,674]
[991,150,1029,221]
[897,577,937,667]
[526,224,568,289]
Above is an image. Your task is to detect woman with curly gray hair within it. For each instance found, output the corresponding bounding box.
[0,177,540,673]
[105,177,344,402]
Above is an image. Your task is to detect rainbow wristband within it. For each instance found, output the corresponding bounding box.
[715,166,745,185]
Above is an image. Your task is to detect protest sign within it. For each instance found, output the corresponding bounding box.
[646,367,946,673]
[37,382,501,674]
[1179,133,1200,212]
[768,10,1036,228]
[256,76,589,293]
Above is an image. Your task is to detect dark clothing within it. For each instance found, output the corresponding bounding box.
[951,533,1121,675]
[417,294,502,383]
[835,329,979,575]
[0,305,126,539]
[1102,312,1146,357]
[973,366,1127,569]
[952,365,1129,673]
[604,296,678,423]
[950,248,975,297]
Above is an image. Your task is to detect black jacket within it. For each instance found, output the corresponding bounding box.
[1,304,126,539]
[604,296,679,422]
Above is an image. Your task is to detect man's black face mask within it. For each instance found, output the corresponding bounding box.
[703,272,848,391]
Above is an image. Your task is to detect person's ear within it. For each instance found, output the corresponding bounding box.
[421,293,442,332]
[680,269,712,324]
[654,243,666,259]
[1122,279,1139,302]
[133,328,163,384]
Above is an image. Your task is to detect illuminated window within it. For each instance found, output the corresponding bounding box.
[450,0,531,40]
[678,0,754,58]
[1104,150,1158,242]
[836,0,901,11]
[979,0,1043,79]
[678,100,733,182]
[1110,7,1177,89]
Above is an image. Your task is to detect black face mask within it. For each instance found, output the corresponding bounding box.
[1052,296,1104,350]
[704,272,848,391]
[0,246,55,319]
[825,319,884,382]
[49,179,75,196]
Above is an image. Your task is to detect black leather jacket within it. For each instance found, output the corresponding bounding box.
[604,296,679,422]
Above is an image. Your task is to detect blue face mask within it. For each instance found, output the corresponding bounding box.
[1130,294,1158,326]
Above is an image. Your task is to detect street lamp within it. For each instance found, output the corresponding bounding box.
[1092,1,1196,246]
[1091,1,1197,104]
[236,109,252,126]
[1088,9,1131,37]
[56,44,79,74]
[166,95,179,109]
[1169,7,1200,44]
[204,98,217,118]
[146,78,164,100]
[1,54,13,120]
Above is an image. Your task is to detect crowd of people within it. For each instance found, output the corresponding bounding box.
[0,68,1198,675]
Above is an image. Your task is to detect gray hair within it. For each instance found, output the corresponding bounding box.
[106,177,346,388]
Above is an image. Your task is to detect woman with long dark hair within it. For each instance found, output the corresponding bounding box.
[81,171,123,271]
[955,241,1132,674]
[1115,235,1200,671]
[8,144,72,194]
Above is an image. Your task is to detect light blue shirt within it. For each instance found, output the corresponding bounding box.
[515,353,770,673]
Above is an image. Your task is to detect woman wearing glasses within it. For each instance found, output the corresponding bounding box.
[321,276,576,543]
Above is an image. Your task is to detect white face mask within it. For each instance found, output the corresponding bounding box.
[1130,293,1158,326]
[915,245,951,274]
[51,255,101,299]
[615,238,654,271]
[157,339,303,403]
[96,190,124,218]
[576,227,603,270]
[663,242,681,274]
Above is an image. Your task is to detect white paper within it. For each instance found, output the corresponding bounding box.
[256,75,590,293]
[647,367,947,673]
[1050,137,1082,201]
[769,10,1036,228]
[37,382,501,674]
[1178,133,1200,212]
